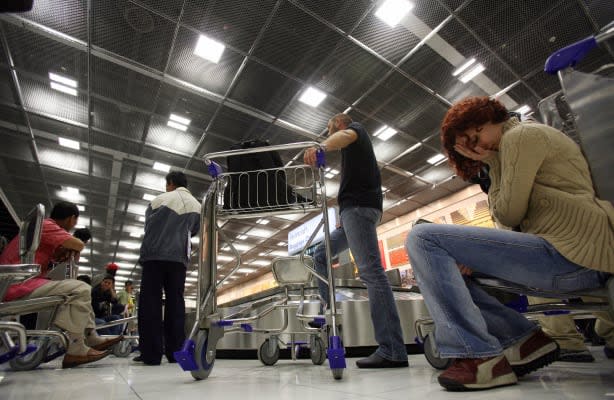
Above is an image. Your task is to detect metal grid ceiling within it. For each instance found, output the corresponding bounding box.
[0,0,612,297]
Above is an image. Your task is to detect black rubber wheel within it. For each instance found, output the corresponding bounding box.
[9,337,49,371]
[191,330,215,380]
[424,334,452,370]
[332,368,343,380]
[310,336,326,365]
[257,338,280,366]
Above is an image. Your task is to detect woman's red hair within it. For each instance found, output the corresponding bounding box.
[440,96,509,180]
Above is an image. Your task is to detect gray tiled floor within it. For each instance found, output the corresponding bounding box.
[1,348,613,399]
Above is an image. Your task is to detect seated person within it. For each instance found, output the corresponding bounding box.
[405,96,613,391]
[0,201,123,368]
[91,275,123,335]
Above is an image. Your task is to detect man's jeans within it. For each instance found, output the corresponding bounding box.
[313,206,407,362]
[406,223,609,358]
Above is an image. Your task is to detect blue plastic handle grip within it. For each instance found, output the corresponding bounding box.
[544,36,597,74]
[316,148,326,168]
[207,161,222,178]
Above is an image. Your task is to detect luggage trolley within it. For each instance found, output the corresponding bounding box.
[175,141,346,380]
[415,21,614,371]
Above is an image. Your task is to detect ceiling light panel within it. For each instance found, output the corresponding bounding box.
[58,137,80,150]
[459,63,485,83]
[194,35,226,63]
[452,58,476,76]
[427,153,446,165]
[153,161,171,172]
[375,0,414,27]
[298,86,326,107]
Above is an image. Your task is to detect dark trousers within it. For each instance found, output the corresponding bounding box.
[138,260,186,364]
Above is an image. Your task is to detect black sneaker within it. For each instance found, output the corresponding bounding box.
[355,353,408,368]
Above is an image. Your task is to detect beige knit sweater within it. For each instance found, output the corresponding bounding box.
[484,118,614,273]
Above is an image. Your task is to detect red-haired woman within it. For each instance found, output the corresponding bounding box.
[405,96,614,391]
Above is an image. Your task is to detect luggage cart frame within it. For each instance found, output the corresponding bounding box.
[175,141,346,380]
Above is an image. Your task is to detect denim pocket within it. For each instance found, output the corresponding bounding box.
[552,267,604,292]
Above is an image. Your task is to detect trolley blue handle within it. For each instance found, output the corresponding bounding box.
[544,36,597,74]
[316,149,326,168]
[207,161,223,178]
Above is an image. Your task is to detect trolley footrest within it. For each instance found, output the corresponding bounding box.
[174,339,198,371]
[327,336,346,369]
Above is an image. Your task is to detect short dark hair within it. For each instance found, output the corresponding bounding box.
[330,113,352,127]
[102,274,115,282]
[73,228,91,243]
[166,171,188,188]
[50,201,79,220]
[125,280,133,287]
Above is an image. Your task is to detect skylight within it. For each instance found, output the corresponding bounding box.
[375,0,413,27]
[298,86,326,107]
[58,137,80,150]
[194,35,225,63]
[143,193,156,201]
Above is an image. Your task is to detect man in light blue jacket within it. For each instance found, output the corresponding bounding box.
[136,171,200,365]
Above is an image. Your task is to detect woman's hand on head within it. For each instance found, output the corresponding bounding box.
[454,142,496,161]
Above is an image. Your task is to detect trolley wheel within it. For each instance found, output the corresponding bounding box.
[191,329,215,380]
[332,368,343,380]
[424,334,452,370]
[112,339,132,358]
[257,338,280,366]
[310,336,326,365]
[9,337,49,371]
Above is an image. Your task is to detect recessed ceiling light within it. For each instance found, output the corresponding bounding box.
[58,137,80,150]
[298,86,326,107]
[153,161,171,172]
[194,34,225,63]
[129,231,143,238]
[373,125,397,141]
[169,113,191,126]
[427,153,446,165]
[237,234,248,240]
[138,216,146,222]
[77,205,85,212]
[459,63,485,83]
[452,58,476,76]
[143,193,156,201]
[277,242,286,246]
[50,81,77,96]
[49,72,77,88]
[375,0,413,28]
[167,120,188,132]
[65,186,79,194]
[238,267,257,273]
[256,219,270,225]
[79,257,88,263]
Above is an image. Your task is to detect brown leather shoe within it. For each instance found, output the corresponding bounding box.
[62,350,110,368]
[91,335,124,351]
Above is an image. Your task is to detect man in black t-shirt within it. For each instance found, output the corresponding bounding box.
[304,113,408,368]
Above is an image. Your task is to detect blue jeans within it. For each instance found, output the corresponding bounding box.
[313,206,407,362]
[95,315,123,335]
[405,223,609,358]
